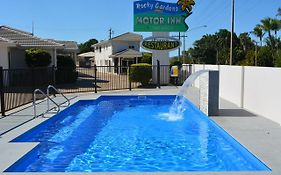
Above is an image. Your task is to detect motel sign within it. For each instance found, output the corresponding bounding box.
[134,0,191,32]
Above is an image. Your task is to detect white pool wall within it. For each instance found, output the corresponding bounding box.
[192,64,281,125]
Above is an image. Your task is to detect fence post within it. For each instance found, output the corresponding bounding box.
[128,65,132,91]
[188,64,192,77]
[0,67,5,116]
[240,66,245,108]
[31,67,35,91]
[52,65,56,85]
[157,60,161,89]
[94,64,97,93]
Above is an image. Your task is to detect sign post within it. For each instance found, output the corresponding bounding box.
[151,32,170,84]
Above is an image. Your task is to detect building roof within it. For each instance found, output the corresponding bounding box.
[92,32,143,47]
[109,49,143,58]
[111,32,142,41]
[48,39,79,51]
[78,52,95,57]
[0,36,17,47]
[0,36,10,42]
[0,26,64,48]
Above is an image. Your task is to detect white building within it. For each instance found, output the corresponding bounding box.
[0,26,79,69]
[0,37,16,69]
[92,32,143,74]
[78,52,95,68]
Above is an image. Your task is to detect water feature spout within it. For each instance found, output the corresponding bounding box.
[159,70,210,121]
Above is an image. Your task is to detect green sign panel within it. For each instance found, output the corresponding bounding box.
[134,0,193,32]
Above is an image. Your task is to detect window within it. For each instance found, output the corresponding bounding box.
[129,45,135,49]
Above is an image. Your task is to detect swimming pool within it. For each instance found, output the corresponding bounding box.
[6,96,270,172]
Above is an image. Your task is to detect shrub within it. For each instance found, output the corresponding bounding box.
[140,52,152,64]
[129,63,152,86]
[274,50,281,67]
[25,48,51,67]
[56,55,78,84]
[57,55,76,69]
[258,46,274,67]
[170,59,182,67]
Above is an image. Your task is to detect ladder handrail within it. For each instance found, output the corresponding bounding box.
[47,85,70,111]
[33,89,60,118]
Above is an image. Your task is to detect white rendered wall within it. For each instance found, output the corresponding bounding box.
[95,45,113,67]
[95,40,140,69]
[219,65,243,107]
[112,41,140,54]
[0,45,9,69]
[193,64,204,88]
[243,67,281,125]
[193,64,281,125]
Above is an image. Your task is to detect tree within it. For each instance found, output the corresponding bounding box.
[239,50,255,66]
[79,39,98,53]
[189,29,241,65]
[215,29,241,64]
[271,18,281,36]
[277,8,281,17]
[239,32,254,51]
[258,46,274,67]
[274,51,281,67]
[252,25,264,46]
[265,36,280,50]
[261,18,281,48]
[261,18,274,38]
[191,34,217,64]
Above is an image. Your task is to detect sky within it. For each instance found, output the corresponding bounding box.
[0,0,280,52]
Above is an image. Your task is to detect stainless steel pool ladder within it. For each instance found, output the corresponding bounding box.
[47,85,70,111]
[33,89,60,118]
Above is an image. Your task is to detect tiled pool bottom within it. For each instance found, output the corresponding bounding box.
[6,96,270,172]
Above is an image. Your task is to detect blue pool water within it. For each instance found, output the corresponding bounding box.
[6,96,270,172]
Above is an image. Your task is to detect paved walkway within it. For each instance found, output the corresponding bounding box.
[0,87,280,175]
[0,95,77,136]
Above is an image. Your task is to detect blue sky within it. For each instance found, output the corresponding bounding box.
[0,0,280,50]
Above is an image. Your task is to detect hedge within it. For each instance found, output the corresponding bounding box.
[129,63,152,86]
[25,48,51,67]
[56,55,78,84]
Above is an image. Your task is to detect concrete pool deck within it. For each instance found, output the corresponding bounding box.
[0,86,280,175]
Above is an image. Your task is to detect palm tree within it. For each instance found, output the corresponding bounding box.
[239,32,253,51]
[271,19,281,36]
[277,8,281,17]
[261,18,274,38]
[252,24,264,46]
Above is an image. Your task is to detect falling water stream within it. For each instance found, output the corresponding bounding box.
[159,70,210,121]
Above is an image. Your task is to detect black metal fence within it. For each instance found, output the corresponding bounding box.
[0,64,192,116]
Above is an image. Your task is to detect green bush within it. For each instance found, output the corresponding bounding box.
[56,55,78,84]
[258,46,274,67]
[274,50,281,67]
[25,48,51,67]
[140,52,152,64]
[129,63,152,86]
[170,59,182,67]
[57,55,76,69]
